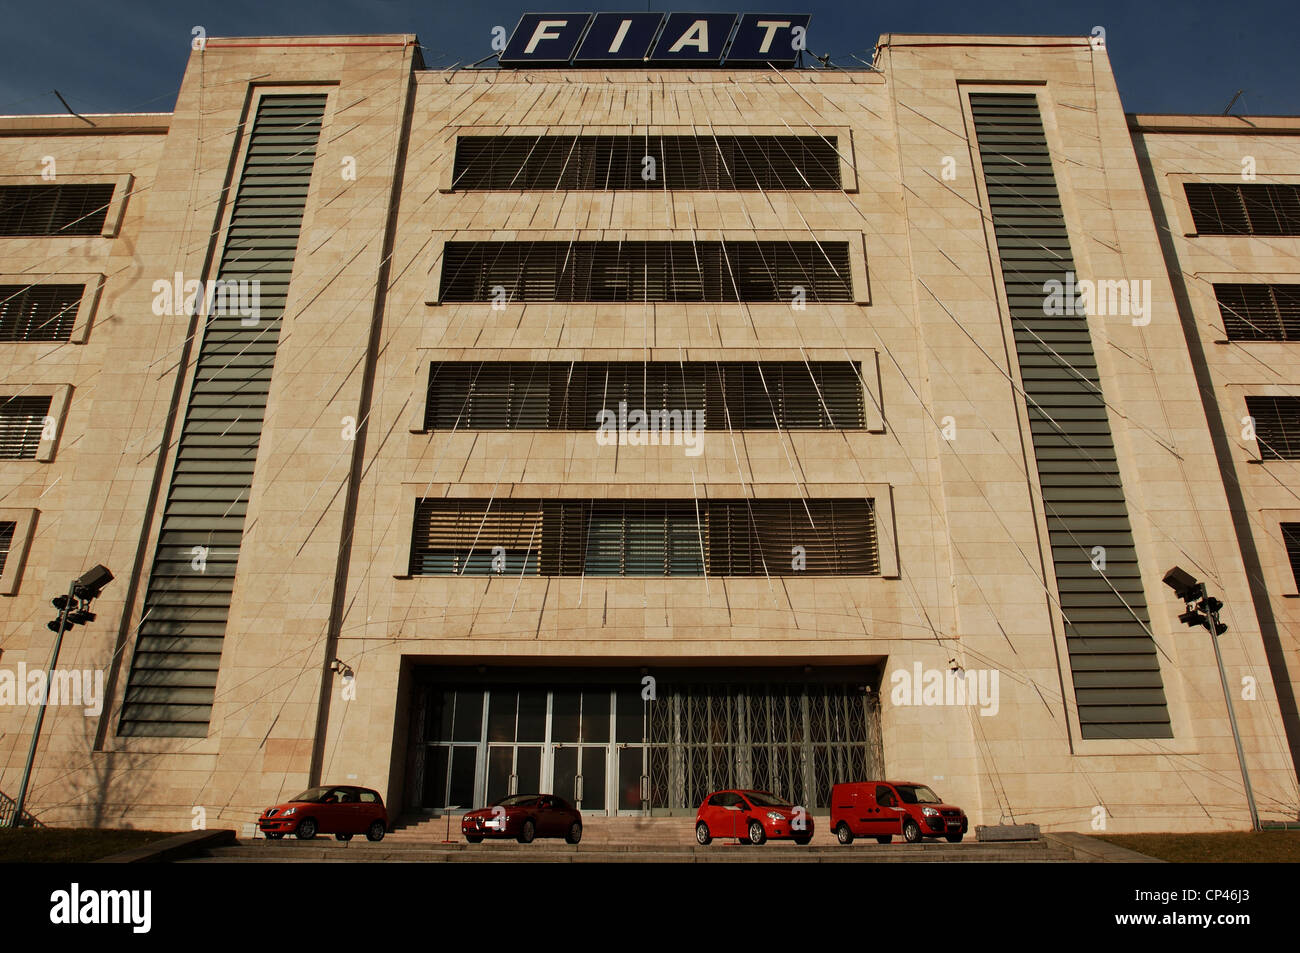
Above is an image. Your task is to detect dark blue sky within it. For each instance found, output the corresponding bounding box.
[0,0,1294,116]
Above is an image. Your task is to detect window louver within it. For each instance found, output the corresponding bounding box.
[972,92,1171,740]
[1283,523,1300,590]
[438,241,853,303]
[1185,183,1300,236]
[0,184,115,236]
[1245,395,1300,460]
[409,499,878,577]
[0,395,51,459]
[1214,283,1300,341]
[452,135,841,190]
[424,361,865,430]
[119,93,328,739]
[0,284,83,342]
[0,520,14,575]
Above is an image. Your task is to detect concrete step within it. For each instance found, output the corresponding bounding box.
[182,838,1077,863]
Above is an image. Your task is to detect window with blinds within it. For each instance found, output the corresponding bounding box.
[0,284,83,342]
[438,241,853,303]
[1185,183,1300,236]
[1246,396,1300,460]
[0,521,14,576]
[1283,524,1300,590]
[0,184,115,236]
[1214,283,1300,341]
[424,361,865,430]
[452,135,842,191]
[0,395,51,459]
[409,498,878,576]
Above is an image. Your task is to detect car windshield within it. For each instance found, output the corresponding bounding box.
[895,785,942,804]
[743,791,792,808]
[289,787,334,803]
[493,794,540,807]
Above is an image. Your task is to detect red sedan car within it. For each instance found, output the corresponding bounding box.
[257,785,388,842]
[461,794,583,844]
[695,789,814,845]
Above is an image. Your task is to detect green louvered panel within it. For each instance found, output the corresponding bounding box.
[120,94,327,737]
[970,93,1171,740]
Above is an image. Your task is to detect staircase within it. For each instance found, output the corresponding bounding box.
[181,813,1081,862]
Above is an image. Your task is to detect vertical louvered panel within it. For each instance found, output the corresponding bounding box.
[0,395,52,459]
[0,284,83,342]
[972,92,1171,739]
[120,94,327,737]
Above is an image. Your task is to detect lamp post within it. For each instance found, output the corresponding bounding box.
[1162,566,1260,831]
[8,565,112,828]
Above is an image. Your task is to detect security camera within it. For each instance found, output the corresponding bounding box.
[73,564,113,600]
[1162,566,1203,603]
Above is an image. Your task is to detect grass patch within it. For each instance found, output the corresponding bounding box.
[0,827,176,863]
[1093,832,1300,863]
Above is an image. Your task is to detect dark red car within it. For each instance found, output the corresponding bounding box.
[461,794,583,844]
[257,785,388,842]
[695,789,814,845]
[830,781,968,844]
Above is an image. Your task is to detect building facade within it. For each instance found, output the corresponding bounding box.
[0,30,1297,833]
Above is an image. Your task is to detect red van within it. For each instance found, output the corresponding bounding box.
[830,781,967,844]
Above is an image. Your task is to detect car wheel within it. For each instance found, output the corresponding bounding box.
[465,835,483,844]
[875,835,893,844]
[565,822,582,845]
[902,819,923,843]
[695,822,712,846]
[295,818,317,840]
[265,832,284,840]
[335,833,352,842]
[366,820,386,842]
[835,822,854,845]
[945,833,964,843]
[517,818,536,844]
[747,820,767,846]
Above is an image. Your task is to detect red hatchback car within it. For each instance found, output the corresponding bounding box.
[461,794,583,844]
[695,790,814,845]
[257,785,388,842]
[830,781,968,844]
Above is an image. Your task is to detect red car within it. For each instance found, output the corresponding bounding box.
[830,781,968,844]
[461,794,583,844]
[257,785,388,842]
[695,789,814,845]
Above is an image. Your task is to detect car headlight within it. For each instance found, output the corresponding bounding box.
[766,812,785,821]
[922,807,940,817]
[282,807,297,816]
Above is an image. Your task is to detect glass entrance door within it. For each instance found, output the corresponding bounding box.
[545,689,615,814]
